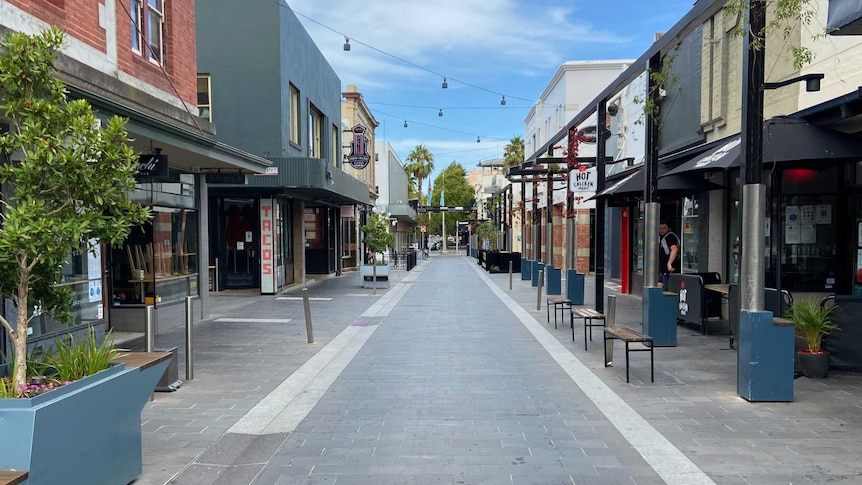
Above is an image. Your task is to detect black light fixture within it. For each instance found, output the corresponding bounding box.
[438,109,443,117]
[343,37,351,51]
[442,77,448,89]
[763,73,824,92]
[476,136,481,143]
[403,120,408,128]
[500,96,506,106]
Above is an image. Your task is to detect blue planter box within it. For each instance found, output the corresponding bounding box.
[567,270,585,305]
[545,266,562,295]
[0,357,169,485]
[521,258,532,281]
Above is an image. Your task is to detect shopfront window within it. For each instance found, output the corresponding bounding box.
[769,167,839,292]
[111,207,199,306]
[681,196,699,273]
[634,202,644,274]
[27,242,105,341]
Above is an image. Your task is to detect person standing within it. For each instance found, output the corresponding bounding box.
[658,221,680,287]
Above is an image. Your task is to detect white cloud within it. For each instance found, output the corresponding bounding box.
[286,0,629,89]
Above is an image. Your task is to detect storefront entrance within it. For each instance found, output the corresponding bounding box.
[217,198,259,289]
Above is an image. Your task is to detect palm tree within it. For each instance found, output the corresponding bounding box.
[405,144,435,204]
[503,136,524,171]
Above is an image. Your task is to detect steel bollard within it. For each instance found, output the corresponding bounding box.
[509,261,513,290]
[302,288,314,344]
[145,305,155,353]
[185,296,195,380]
[605,295,617,366]
[536,269,544,311]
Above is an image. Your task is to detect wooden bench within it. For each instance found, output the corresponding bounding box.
[603,327,654,383]
[570,308,606,350]
[546,295,572,328]
[0,470,28,485]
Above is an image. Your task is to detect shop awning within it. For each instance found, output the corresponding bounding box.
[663,116,862,177]
[589,164,723,202]
[828,0,862,35]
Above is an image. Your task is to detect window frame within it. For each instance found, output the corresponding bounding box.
[308,104,323,158]
[289,84,301,146]
[197,74,212,122]
[130,0,166,66]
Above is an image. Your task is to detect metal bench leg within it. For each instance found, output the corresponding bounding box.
[625,341,631,383]
[547,303,550,324]
[584,319,588,351]
[604,335,610,367]
[650,346,654,382]
[571,314,576,342]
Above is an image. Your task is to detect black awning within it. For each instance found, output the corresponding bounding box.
[663,116,862,178]
[828,0,862,35]
[589,165,723,202]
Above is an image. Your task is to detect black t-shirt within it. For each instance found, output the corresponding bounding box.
[659,231,680,273]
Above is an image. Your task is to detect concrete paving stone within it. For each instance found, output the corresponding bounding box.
[192,432,289,466]
[169,463,263,485]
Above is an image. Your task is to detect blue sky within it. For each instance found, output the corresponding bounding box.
[287,0,694,185]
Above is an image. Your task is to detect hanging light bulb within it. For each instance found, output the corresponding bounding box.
[343,37,351,51]
[476,136,481,143]
[403,120,408,128]
[500,96,506,106]
[442,77,448,89]
[438,109,443,117]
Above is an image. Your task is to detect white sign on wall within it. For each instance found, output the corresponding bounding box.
[568,167,597,193]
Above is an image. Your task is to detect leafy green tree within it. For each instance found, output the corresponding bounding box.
[503,135,524,170]
[428,162,475,236]
[0,28,150,392]
[405,144,434,204]
[361,213,395,262]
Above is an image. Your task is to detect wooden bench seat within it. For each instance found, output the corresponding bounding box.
[603,327,654,383]
[546,295,572,328]
[570,308,606,350]
[0,470,28,485]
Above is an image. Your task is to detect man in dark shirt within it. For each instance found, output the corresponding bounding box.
[659,221,680,287]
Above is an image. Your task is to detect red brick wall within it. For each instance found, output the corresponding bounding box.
[10,0,197,107]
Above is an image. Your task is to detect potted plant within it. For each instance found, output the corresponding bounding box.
[0,28,165,485]
[787,297,838,379]
[361,213,395,293]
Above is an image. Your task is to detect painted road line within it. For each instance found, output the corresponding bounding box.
[276,297,333,301]
[214,318,291,323]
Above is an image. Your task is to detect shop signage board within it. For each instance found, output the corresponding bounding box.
[260,198,276,294]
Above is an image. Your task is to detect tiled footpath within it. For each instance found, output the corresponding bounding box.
[131,254,862,485]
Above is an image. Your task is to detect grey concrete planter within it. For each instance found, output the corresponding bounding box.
[360,264,390,288]
[0,357,169,485]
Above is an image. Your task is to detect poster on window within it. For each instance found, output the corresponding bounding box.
[785,223,800,244]
[816,205,832,224]
[800,205,816,224]
[800,224,816,244]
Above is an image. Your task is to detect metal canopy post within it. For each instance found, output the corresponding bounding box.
[595,101,607,312]
[644,54,662,288]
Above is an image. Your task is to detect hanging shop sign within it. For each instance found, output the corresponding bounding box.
[136,153,168,178]
[347,124,371,169]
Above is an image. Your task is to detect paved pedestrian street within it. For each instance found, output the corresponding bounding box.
[132,255,862,485]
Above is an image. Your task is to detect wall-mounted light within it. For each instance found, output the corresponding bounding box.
[442,77,448,89]
[763,73,825,92]
[500,96,506,106]
[343,37,351,51]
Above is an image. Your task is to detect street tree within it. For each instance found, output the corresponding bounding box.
[0,28,150,392]
[503,135,524,171]
[428,162,475,237]
[405,144,434,204]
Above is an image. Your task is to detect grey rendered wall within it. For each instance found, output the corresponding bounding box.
[196,0,282,157]
[278,7,342,160]
[658,25,705,155]
[388,151,409,205]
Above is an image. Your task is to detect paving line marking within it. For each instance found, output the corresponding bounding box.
[214,318,291,323]
[471,263,716,485]
[227,275,415,435]
[276,297,333,301]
